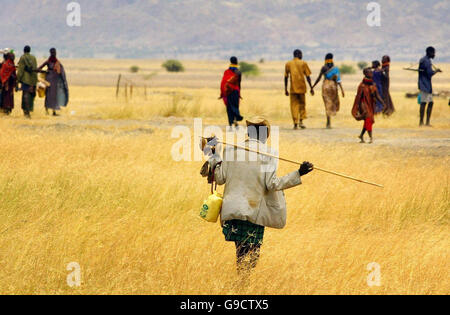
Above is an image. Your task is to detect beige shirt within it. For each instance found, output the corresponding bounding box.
[213,139,302,229]
[285,58,312,94]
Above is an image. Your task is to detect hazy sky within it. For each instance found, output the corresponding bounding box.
[1,0,449,61]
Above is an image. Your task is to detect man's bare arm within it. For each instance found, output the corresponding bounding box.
[284,76,289,96]
[307,76,315,95]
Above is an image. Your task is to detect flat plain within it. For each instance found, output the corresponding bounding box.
[0,59,448,294]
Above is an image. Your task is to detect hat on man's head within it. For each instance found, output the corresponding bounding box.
[246,116,271,138]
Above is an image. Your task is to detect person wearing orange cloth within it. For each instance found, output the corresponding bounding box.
[284,49,314,130]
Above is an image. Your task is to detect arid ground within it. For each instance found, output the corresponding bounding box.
[0,60,448,294]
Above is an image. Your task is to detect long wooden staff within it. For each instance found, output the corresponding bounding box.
[403,64,442,73]
[217,140,384,188]
[403,67,423,72]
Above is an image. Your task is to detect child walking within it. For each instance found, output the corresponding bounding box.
[352,68,385,144]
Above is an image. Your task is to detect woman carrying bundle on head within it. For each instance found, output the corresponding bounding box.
[312,53,345,129]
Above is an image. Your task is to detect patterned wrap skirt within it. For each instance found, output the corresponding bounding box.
[322,79,340,116]
[223,219,265,245]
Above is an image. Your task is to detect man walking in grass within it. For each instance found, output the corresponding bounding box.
[17,46,38,118]
[205,116,314,285]
[418,47,442,127]
[284,49,314,129]
[220,56,244,129]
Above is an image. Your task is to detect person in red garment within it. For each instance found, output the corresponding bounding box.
[219,56,243,129]
[0,51,17,115]
[352,68,385,144]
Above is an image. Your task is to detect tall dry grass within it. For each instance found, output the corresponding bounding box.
[0,118,448,294]
[0,60,448,294]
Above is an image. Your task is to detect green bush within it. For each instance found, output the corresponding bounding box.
[239,62,260,77]
[357,61,368,70]
[339,64,356,75]
[129,65,140,73]
[162,60,185,73]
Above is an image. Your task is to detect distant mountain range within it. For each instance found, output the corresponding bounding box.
[2,0,449,62]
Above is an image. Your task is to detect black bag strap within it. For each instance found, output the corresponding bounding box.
[210,166,218,194]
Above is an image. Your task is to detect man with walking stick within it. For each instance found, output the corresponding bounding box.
[418,47,442,127]
[203,116,314,285]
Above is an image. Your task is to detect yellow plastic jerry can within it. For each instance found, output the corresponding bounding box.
[37,81,48,98]
[200,191,223,223]
[37,86,46,98]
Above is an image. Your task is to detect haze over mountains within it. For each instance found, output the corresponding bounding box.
[2,0,449,62]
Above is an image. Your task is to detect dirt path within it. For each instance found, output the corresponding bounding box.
[280,126,450,153]
[12,117,450,157]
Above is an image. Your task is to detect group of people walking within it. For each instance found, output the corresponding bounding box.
[220,46,441,144]
[213,46,442,284]
[0,46,69,118]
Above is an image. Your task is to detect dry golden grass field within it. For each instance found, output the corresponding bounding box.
[0,59,449,295]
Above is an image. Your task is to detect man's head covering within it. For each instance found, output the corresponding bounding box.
[246,116,271,138]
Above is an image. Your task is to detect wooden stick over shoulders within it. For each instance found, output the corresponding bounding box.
[218,140,384,188]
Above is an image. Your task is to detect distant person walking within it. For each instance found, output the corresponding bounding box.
[352,68,385,144]
[380,55,395,116]
[312,53,345,129]
[418,47,441,127]
[371,60,384,114]
[0,50,17,115]
[220,57,243,129]
[17,46,38,118]
[284,49,314,129]
[0,50,6,110]
[38,48,69,116]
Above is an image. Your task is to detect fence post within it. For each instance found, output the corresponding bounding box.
[116,74,122,99]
